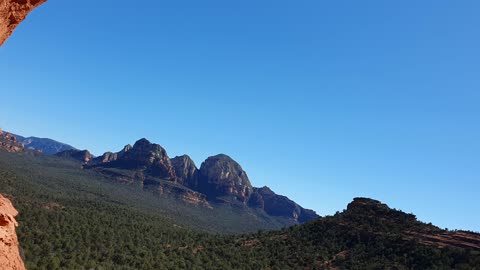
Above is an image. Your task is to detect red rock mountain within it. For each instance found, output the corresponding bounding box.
[90,138,177,180]
[0,0,46,47]
[79,139,319,222]
[198,154,253,203]
[0,194,25,270]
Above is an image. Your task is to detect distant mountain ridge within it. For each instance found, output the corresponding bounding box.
[8,132,76,155]
[56,138,319,223]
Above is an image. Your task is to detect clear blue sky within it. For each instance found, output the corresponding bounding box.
[1,0,479,231]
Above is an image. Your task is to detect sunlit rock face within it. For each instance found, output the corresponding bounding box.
[0,0,47,47]
[0,194,26,270]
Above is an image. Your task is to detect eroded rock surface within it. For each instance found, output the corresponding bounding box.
[0,0,46,47]
[0,194,25,270]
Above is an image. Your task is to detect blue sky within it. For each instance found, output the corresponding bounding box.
[1,0,479,231]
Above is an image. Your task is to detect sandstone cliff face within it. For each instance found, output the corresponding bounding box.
[0,0,46,47]
[0,195,25,270]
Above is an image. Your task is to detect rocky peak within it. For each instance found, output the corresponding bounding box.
[129,139,168,160]
[198,154,253,203]
[0,0,47,47]
[96,138,176,180]
[171,155,198,188]
[0,194,26,270]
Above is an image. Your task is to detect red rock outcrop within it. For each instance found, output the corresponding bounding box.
[0,0,47,47]
[0,129,24,153]
[0,194,26,270]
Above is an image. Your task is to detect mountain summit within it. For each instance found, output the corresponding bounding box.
[104,138,177,180]
[198,154,253,203]
[0,129,24,153]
